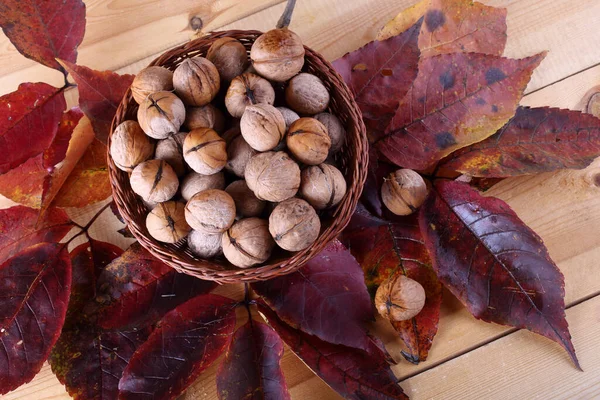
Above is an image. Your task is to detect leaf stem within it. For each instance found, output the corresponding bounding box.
[243,283,254,325]
[276,0,297,29]
[83,201,113,232]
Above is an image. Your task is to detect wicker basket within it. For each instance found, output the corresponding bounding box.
[108,30,368,284]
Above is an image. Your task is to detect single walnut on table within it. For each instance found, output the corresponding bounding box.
[375,274,426,321]
[381,169,428,216]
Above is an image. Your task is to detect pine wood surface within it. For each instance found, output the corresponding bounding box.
[2,0,600,399]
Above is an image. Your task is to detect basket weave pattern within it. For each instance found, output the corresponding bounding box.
[108,30,368,284]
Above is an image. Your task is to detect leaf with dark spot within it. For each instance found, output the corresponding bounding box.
[118,294,237,400]
[419,180,579,368]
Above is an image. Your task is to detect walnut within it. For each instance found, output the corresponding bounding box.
[269,198,320,251]
[180,171,225,201]
[182,128,227,175]
[110,120,155,172]
[131,66,174,104]
[225,180,266,218]
[286,117,331,165]
[130,159,179,203]
[250,28,305,82]
[381,169,428,216]
[277,107,300,129]
[146,201,190,243]
[375,274,426,321]
[185,189,236,233]
[225,73,275,118]
[225,134,257,177]
[314,112,346,152]
[240,104,286,151]
[222,218,274,268]
[285,73,330,115]
[221,126,242,143]
[154,132,187,177]
[137,91,186,139]
[245,151,300,202]
[173,57,220,106]
[187,229,222,259]
[184,104,225,133]
[206,37,249,81]
[300,163,347,209]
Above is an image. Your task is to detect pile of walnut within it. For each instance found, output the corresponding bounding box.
[110,28,348,269]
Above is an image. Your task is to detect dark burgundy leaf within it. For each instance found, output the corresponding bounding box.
[375,52,545,170]
[118,294,237,400]
[216,320,290,400]
[360,148,398,218]
[419,180,579,368]
[43,108,84,169]
[252,240,374,352]
[0,243,71,394]
[0,0,85,70]
[340,205,442,363]
[95,242,216,329]
[440,106,600,177]
[117,227,135,239]
[258,302,407,400]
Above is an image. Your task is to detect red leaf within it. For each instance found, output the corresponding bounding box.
[0,205,71,262]
[0,0,85,70]
[251,240,374,352]
[0,243,71,394]
[440,106,600,177]
[216,320,290,400]
[118,294,237,400]
[0,83,66,174]
[375,52,545,170]
[95,243,216,329]
[50,324,151,400]
[59,60,135,143]
[360,148,398,218]
[340,206,442,363]
[332,18,422,139]
[43,108,84,168]
[419,180,579,368]
[258,302,407,400]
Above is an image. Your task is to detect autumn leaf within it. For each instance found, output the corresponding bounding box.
[216,320,290,400]
[252,240,375,352]
[440,106,600,177]
[374,52,545,170]
[0,243,71,394]
[419,180,579,368]
[340,205,442,363]
[94,242,216,329]
[0,0,85,70]
[333,18,422,139]
[118,294,237,400]
[59,60,135,143]
[258,302,407,400]
[378,0,507,57]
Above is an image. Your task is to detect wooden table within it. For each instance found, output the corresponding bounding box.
[2,0,600,399]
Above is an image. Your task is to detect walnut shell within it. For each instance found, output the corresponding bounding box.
[285,73,330,115]
[130,159,179,203]
[110,120,155,172]
[225,180,266,218]
[183,128,227,175]
[225,73,275,118]
[146,201,190,243]
[245,151,300,202]
[240,104,286,151]
[375,274,426,321]
[286,117,331,165]
[154,132,187,177]
[184,104,225,133]
[300,163,347,210]
[173,57,220,106]
[131,66,174,104]
[180,171,225,201]
[222,218,274,268]
[206,37,249,81]
[314,112,346,152]
[185,189,236,234]
[225,134,257,177]
[137,91,186,139]
[250,28,305,82]
[269,198,320,252]
[381,169,428,216]
[188,229,222,259]
[277,107,300,129]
